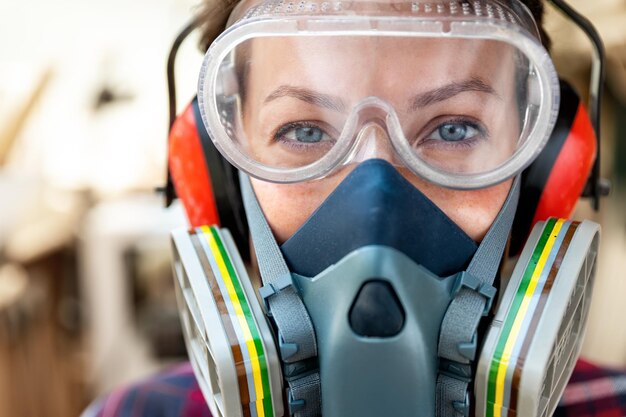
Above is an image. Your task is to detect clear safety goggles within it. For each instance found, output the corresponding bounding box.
[198,0,560,189]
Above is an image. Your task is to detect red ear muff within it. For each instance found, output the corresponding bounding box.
[169,101,220,227]
[511,80,597,254]
[532,98,596,223]
[168,98,250,260]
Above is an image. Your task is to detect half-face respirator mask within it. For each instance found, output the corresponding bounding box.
[166,1,603,416]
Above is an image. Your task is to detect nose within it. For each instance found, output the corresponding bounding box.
[350,122,402,167]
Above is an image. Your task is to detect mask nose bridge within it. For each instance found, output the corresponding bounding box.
[347,97,404,165]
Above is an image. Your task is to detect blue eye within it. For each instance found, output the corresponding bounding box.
[294,126,324,143]
[431,122,479,142]
[275,123,333,144]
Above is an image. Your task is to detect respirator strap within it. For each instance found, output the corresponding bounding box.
[240,173,321,417]
[437,177,521,417]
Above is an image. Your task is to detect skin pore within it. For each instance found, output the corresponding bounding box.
[239,35,521,243]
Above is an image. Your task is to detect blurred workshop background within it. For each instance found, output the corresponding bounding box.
[0,0,625,416]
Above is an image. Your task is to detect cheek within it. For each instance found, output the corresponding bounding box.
[416,177,512,241]
[251,175,346,243]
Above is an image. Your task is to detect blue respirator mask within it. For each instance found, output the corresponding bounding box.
[168,1,603,416]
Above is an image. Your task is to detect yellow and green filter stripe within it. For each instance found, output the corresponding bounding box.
[486,218,579,417]
[192,226,274,417]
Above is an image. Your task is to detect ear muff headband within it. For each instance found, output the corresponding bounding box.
[550,0,607,208]
[164,17,202,207]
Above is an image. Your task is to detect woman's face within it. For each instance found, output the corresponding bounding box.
[239,36,520,243]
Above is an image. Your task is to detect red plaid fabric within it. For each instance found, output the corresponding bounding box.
[554,359,626,417]
[83,363,212,417]
[84,359,626,417]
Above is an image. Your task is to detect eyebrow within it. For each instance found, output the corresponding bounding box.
[409,77,500,110]
[264,85,347,113]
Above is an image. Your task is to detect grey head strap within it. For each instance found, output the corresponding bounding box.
[437,177,521,417]
[239,172,321,417]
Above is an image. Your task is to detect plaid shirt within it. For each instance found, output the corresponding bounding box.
[554,360,626,417]
[84,359,626,417]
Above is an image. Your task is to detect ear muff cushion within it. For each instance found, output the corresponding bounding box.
[168,102,220,227]
[511,81,597,254]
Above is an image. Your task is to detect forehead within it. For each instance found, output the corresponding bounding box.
[244,36,518,101]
